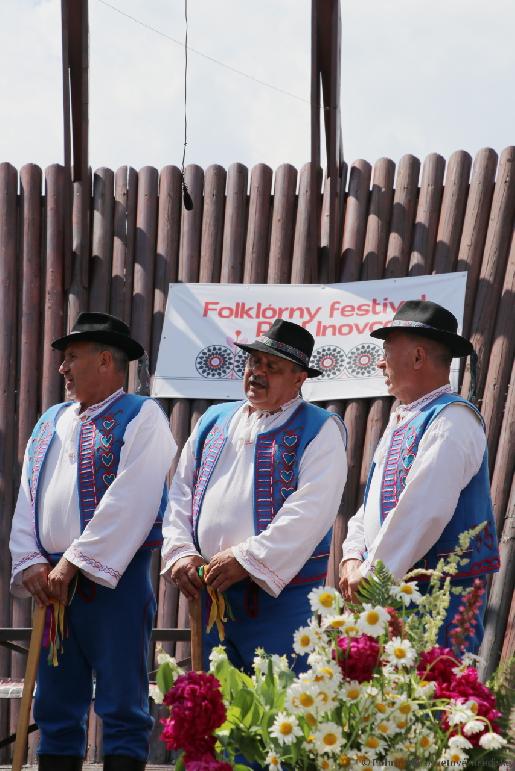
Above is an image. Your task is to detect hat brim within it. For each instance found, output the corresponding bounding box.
[51,330,144,361]
[370,325,474,357]
[234,341,322,378]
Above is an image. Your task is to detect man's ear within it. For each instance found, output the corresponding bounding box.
[297,370,308,389]
[413,345,427,371]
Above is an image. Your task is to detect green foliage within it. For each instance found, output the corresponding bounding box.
[156,661,177,695]
[356,559,396,606]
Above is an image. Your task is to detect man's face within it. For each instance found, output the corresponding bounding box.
[377,331,418,401]
[243,350,307,412]
[58,341,104,404]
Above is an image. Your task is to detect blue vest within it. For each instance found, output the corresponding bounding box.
[192,401,347,587]
[26,393,167,560]
[364,393,500,579]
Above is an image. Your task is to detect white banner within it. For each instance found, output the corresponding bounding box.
[152,273,467,401]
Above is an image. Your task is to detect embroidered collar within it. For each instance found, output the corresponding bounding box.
[244,394,302,418]
[395,383,453,425]
[76,388,125,422]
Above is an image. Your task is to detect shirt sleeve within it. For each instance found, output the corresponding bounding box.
[64,400,177,588]
[160,425,202,574]
[340,505,366,564]
[9,447,49,598]
[360,403,486,581]
[232,416,348,597]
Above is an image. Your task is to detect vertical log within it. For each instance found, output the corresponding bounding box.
[243,164,272,284]
[432,150,472,274]
[221,163,248,283]
[319,162,347,284]
[479,475,515,681]
[89,168,114,312]
[68,171,90,327]
[12,164,42,691]
[111,166,131,321]
[480,230,514,472]
[490,360,514,533]
[408,153,445,275]
[128,167,158,392]
[151,166,182,372]
[461,146,515,402]
[199,165,226,283]
[122,167,139,325]
[384,155,420,279]
[339,160,372,281]
[456,148,498,339]
[178,164,204,283]
[0,162,17,760]
[500,588,515,663]
[41,165,66,411]
[268,164,298,284]
[361,158,395,280]
[292,162,321,284]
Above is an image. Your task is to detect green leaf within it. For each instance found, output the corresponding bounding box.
[156,661,175,695]
[356,560,395,606]
[174,753,185,771]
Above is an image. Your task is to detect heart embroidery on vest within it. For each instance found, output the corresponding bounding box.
[281,486,295,499]
[102,452,114,467]
[103,473,115,486]
[103,419,115,431]
[101,434,113,448]
[280,470,293,483]
[282,452,295,466]
[283,435,298,447]
[402,453,415,470]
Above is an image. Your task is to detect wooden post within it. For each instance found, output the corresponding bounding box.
[189,597,203,672]
[11,604,46,771]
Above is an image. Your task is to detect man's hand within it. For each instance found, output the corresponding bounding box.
[339,558,364,604]
[22,563,53,607]
[167,555,206,601]
[47,558,79,605]
[205,548,248,593]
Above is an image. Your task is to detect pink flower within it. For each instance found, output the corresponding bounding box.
[160,671,226,757]
[185,754,232,770]
[449,579,486,653]
[417,646,459,684]
[336,634,380,682]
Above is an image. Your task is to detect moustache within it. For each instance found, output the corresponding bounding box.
[248,376,267,388]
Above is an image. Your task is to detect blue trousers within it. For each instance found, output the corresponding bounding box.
[34,550,156,760]
[202,579,315,674]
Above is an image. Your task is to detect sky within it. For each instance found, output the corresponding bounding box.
[1,0,514,175]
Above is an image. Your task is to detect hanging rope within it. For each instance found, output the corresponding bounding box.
[181,0,193,210]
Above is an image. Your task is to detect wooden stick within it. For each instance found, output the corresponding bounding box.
[12,603,46,771]
[189,596,203,672]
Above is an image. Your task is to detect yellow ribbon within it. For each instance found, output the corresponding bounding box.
[199,566,230,642]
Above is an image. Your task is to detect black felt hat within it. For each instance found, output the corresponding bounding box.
[234,319,322,378]
[370,300,473,357]
[52,312,144,361]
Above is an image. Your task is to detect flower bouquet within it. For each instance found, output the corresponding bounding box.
[153,526,514,770]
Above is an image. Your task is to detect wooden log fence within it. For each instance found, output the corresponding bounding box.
[0,148,514,762]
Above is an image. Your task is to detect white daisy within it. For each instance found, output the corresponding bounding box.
[448,734,473,750]
[384,638,416,667]
[440,747,468,764]
[308,586,342,616]
[388,750,409,769]
[293,626,317,656]
[478,732,507,750]
[308,655,343,691]
[322,612,356,632]
[156,649,176,666]
[342,680,363,702]
[357,604,389,637]
[413,679,435,698]
[269,712,303,746]
[447,699,478,726]
[285,681,318,714]
[390,581,422,606]
[265,749,283,770]
[361,733,385,755]
[416,731,437,751]
[375,719,397,738]
[314,722,344,755]
[463,719,485,736]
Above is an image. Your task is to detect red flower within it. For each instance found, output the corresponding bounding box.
[185,754,233,770]
[336,634,381,682]
[385,607,404,639]
[160,671,226,758]
[417,646,459,684]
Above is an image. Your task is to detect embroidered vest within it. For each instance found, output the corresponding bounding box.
[192,401,347,587]
[26,393,167,559]
[364,393,500,579]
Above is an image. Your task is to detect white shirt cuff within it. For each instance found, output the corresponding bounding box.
[232,542,286,598]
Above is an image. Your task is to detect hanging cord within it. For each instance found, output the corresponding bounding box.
[467,349,478,405]
[181,0,193,210]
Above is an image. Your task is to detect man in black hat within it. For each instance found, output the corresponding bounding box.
[162,319,348,671]
[9,312,177,771]
[339,300,499,652]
